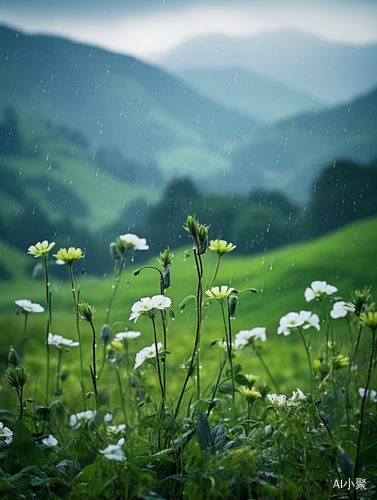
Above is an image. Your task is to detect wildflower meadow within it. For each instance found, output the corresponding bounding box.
[0,215,376,499]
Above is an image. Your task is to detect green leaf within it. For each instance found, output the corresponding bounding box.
[133,448,174,467]
[13,420,47,468]
[337,449,354,479]
[235,374,249,386]
[191,399,210,414]
[211,423,228,453]
[218,380,233,395]
[0,410,13,418]
[196,413,213,454]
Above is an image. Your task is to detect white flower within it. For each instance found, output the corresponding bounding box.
[104,412,113,422]
[288,388,306,406]
[298,311,320,331]
[117,437,125,446]
[150,295,172,310]
[15,299,44,313]
[358,388,377,403]
[114,331,141,341]
[330,301,356,319]
[42,435,58,446]
[107,424,126,434]
[205,285,235,301]
[119,233,149,251]
[267,394,287,406]
[129,295,171,323]
[268,388,306,407]
[235,328,267,345]
[0,422,13,444]
[134,342,163,370]
[129,297,154,323]
[277,312,304,336]
[48,333,79,348]
[100,443,126,461]
[304,281,338,302]
[69,410,96,430]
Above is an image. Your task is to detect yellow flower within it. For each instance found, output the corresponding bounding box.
[209,239,236,257]
[239,386,261,403]
[111,340,124,350]
[28,240,55,259]
[54,247,83,266]
[205,285,235,301]
[360,309,377,330]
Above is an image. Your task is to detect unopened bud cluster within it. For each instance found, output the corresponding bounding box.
[184,215,210,255]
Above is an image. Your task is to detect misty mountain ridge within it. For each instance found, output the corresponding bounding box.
[174,67,324,124]
[0,24,258,172]
[154,29,377,105]
[0,24,376,201]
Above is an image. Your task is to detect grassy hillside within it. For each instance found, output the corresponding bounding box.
[0,115,160,234]
[1,216,375,409]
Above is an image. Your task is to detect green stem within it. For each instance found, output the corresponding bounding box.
[174,248,203,419]
[151,316,164,402]
[299,328,313,395]
[115,363,127,423]
[254,348,280,393]
[68,265,86,408]
[354,328,375,499]
[89,320,98,396]
[345,324,363,431]
[221,302,236,423]
[19,312,29,359]
[55,349,63,395]
[106,253,127,325]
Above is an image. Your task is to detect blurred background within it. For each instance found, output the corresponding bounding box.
[0,0,376,400]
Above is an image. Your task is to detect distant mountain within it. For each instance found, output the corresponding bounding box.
[175,68,324,124]
[228,87,377,200]
[154,29,377,105]
[0,24,258,190]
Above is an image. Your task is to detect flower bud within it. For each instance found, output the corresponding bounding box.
[161,266,171,289]
[4,365,30,390]
[184,215,210,255]
[78,302,94,322]
[110,242,122,262]
[8,347,19,367]
[100,324,111,346]
[228,296,238,319]
[352,287,372,316]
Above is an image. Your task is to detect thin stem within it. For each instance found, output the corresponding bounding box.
[106,253,127,325]
[345,325,363,431]
[115,363,127,423]
[174,249,203,419]
[209,255,221,291]
[19,312,29,359]
[89,320,98,396]
[354,328,375,499]
[151,316,164,401]
[254,348,280,393]
[299,328,313,395]
[55,349,63,395]
[45,294,51,405]
[194,250,203,400]
[68,265,86,408]
[221,302,236,423]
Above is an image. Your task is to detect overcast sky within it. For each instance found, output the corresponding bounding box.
[1,0,377,62]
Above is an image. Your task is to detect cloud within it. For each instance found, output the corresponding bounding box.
[1,0,377,61]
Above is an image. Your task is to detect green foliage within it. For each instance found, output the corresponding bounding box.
[0,215,377,499]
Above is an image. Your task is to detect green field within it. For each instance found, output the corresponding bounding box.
[1,216,376,413]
